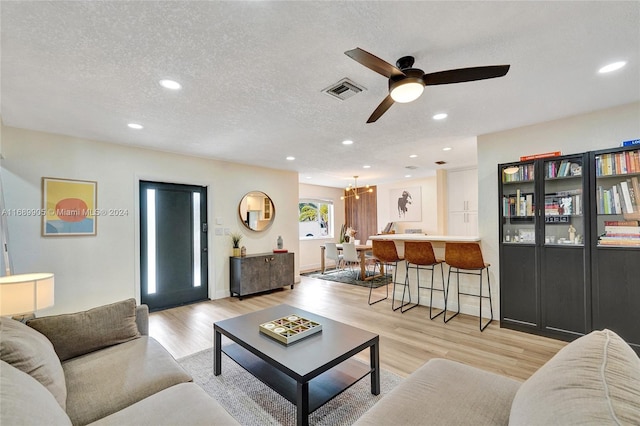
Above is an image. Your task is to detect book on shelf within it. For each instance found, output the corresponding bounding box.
[599,223,640,247]
[604,220,639,226]
[619,181,634,214]
[604,225,640,235]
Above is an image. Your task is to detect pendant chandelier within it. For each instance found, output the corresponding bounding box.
[340,176,373,200]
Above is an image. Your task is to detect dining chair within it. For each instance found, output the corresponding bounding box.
[402,241,446,318]
[341,242,361,279]
[324,242,344,273]
[371,240,406,310]
[443,242,493,331]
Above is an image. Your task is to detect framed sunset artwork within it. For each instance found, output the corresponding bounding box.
[42,177,97,236]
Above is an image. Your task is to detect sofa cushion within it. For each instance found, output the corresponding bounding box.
[354,358,521,426]
[63,336,192,425]
[0,317,67,409]
[0,360,71,426]
[27,298,140,361]
[509,329,640,425]
[87,382,240,426]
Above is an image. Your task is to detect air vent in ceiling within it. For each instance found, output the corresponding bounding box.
[435,161,447,165]
[322,78,366,101]
[405,165,418,170]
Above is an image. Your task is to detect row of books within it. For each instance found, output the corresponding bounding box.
[502,191,534,217]
[598,220,640,247]
[596,177,640,215]
[595,149,640,176]
[545,160,581,179]
[502,163,535,183]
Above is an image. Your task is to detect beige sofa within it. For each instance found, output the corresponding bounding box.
[0,298,238,426]
[355,328,640,425]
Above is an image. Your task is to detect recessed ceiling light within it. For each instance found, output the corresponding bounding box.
[342,140,354,145]
[305,176,312,179]
[127,123,143,129]
[363,165,371,169]
[404,174,412,178]
[598,61,626,74]
[433,113,448,120]
[409,154,418,158]
[159,79,182,90]
[286,156,295,161]
[442,147,452,151]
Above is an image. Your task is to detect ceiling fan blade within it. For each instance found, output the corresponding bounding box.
[345,48,405,78]
[423,65,510,86]
[367,95,395,123]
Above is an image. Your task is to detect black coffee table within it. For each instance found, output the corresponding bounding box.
[213,304,380,426]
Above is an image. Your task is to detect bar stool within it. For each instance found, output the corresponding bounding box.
[401,241,445,318]
[443,242,493,331]
[371,240,406,310]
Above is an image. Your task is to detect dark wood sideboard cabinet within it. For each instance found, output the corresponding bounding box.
[230,252,294,298]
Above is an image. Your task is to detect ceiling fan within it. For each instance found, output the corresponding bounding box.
[344,47,510,123]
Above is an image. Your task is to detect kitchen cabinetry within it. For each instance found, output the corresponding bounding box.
[230,252,294,298]
[448,168,478,236]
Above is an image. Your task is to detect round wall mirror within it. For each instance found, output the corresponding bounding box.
[238,191,275,232]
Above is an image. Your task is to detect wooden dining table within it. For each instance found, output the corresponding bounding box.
[320,243,384,281]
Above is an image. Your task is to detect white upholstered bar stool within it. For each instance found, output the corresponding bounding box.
[443,242,493,331]
[401,241,446,318]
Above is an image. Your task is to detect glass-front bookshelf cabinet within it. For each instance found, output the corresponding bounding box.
[590,145,640,352]
[499,153,590,339]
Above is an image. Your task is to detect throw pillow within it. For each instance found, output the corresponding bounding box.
[27,298,140,362]
[0,360,71,425]
[0,317,67,409]
[509,329,640,425]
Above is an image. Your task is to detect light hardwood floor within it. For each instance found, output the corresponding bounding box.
[149,276,566,381]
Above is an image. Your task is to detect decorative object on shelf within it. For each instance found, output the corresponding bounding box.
[341,176,373,200]
[230,231,243,257]
[338,224,346,243]
[277,235,283,249]
[259,314,322,345]
[568,224,576,243]
[42,177,97,236]
[504,166,520,175]
[345,227,357,243]
[240,246,246,257]
[0,272,55,321]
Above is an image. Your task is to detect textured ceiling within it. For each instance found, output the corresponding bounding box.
[1,1,639,188]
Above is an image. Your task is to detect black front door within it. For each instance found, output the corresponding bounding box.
[140,181,208,311]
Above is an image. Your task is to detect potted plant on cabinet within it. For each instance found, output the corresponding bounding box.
[230,232,243,257]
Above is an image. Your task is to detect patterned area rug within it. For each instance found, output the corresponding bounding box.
[301,269,390,288]
[178,348,402,426]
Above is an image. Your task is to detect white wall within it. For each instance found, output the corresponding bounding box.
[376,175,442,235]
[478,101,640,319]
[297,183,345,272]
[0,125,300,314]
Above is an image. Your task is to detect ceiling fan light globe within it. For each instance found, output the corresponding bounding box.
[390,79,424,103]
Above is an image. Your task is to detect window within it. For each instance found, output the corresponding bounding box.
[299,199,333,239]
